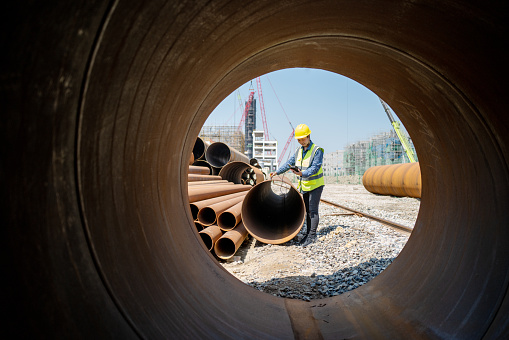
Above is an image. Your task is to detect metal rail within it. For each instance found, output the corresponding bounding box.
[320,198,413,234]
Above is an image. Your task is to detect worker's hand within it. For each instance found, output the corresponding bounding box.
[291,169,303,176]
[269,172,275,178]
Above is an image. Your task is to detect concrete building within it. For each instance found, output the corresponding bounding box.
[252,130,277,172]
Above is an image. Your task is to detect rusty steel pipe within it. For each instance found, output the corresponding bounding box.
[187,180,232,186]
[193,159,221,176]
[219,161,265,186]
[188,165,210,175]
[241,177,305,244]
[214,222,249,260]
[197,195,247,226]
[198,225,223,251]
[192,136,208,161]
[5,1,508,339]
[363,162,422,198]
[194,221,204,232]
[188,174,222,182]
[205,142,249,168]
[188,184,251,203]
[189,191,247,221]
[217,200,243,231]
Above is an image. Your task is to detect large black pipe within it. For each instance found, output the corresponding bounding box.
[205,142,250,168]
[241,177,305,244]
[192,137,208,161]
[3,1,508,339]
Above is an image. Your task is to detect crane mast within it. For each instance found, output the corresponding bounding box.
[379,98,416,163]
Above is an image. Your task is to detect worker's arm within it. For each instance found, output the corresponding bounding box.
[270,154,296,177]
[301,148,323,178]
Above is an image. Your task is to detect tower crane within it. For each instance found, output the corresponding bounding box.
[379,98,416,163]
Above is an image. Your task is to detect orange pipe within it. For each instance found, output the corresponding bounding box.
[189,191,247,220]
[214,222,249,260]
[187,180,232,186]
[197,195,247,226]
[217,200,243,231]
[362,162,421,198]
[188,165,210,175]
[194,221,204,232]
[188,184,251,203]
[198,225,222,251]
[188,174,222,182]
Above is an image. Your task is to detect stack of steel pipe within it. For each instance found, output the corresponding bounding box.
[188,169,253,259]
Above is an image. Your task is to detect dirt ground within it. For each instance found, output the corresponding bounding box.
[218,184,420,299]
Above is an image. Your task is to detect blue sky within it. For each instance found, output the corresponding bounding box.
[205,68,408,163]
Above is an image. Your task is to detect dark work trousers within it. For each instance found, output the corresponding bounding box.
[301,185,324,241]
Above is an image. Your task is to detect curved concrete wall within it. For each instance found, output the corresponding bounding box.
[3,1,508,339]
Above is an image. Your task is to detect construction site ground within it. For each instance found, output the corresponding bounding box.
[219,183,420,300]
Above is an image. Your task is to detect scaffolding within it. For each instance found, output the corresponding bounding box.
[199,126,245,153]
[343,130,417,175]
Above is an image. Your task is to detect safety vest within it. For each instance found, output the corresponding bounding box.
[295,143,324,192]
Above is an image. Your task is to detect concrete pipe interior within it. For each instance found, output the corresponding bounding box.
[4,1,508,339]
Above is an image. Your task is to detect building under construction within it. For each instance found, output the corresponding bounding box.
[244,97,256,159]
[343,130,417,176]
[199,126,245,153]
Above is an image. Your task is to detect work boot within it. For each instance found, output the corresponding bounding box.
[301,219,318,247]
[301,231,316,247]
[298,220,309,244]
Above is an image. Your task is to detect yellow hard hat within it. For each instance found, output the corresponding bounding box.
[294,124,311,139]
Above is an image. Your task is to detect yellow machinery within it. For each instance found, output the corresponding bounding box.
[379,98,417,163]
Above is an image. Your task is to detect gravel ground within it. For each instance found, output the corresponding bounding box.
[219,184,420,301]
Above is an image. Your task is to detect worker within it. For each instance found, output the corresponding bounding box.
[270,124,324,247]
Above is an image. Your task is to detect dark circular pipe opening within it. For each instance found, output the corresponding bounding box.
[205,142,232,168]
[199,233,214,251]
[215,238,236,259]
[217,212,237,231]
[242,180,305,244]
[192,137,206,161]
[197,207,217,226]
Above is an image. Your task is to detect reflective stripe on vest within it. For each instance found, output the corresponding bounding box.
[295,143,325,192]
